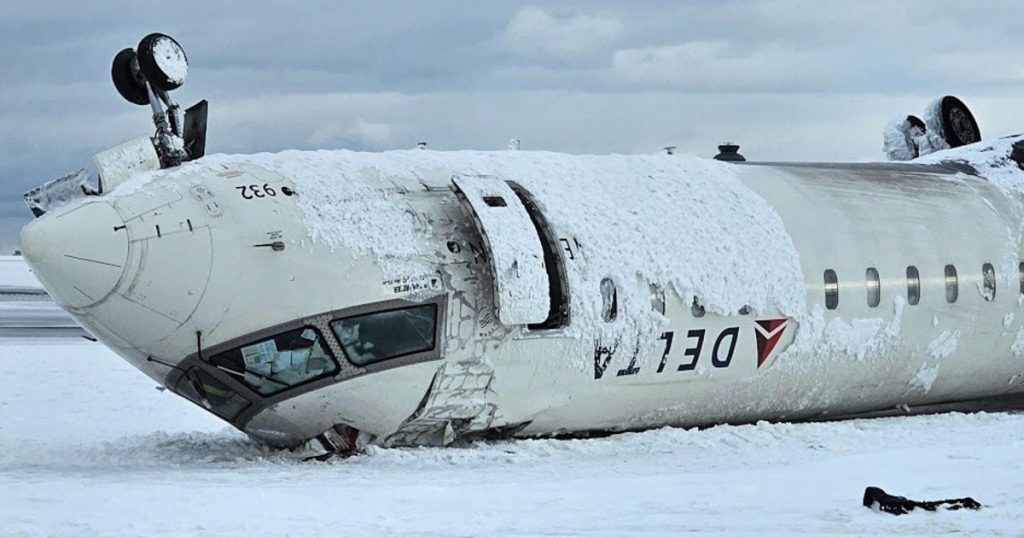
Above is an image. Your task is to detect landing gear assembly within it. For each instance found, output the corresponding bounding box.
[884,95,982,161]
[109,32,206,168]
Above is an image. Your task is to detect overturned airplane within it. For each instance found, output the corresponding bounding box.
[20,34,1024,454]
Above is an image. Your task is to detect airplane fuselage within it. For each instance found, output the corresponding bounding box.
[20,138,1024,449]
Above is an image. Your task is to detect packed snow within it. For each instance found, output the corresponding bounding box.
[1014,329,1024,357]
[22,168,93,220]
[108,148,807,349]
[910,364,940,393]
[151,35,188,84]
[917,134,1024,203]
[3,339,1024,536]
[926,330,960,360]
[882,117,918,161]
[451,175,550,324]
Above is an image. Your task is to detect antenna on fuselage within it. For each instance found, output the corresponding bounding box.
[714,142,746,162]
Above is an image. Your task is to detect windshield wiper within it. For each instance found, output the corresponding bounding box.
[213,364,290,389]
[185,370,214,410]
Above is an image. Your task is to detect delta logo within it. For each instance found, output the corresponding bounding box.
[754,318,789,368]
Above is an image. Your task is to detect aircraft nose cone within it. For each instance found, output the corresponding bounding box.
[20,202,128,308]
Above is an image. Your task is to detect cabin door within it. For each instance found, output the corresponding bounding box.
[452,175,552,326]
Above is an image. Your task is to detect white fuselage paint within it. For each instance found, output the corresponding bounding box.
[19,138,1024,448]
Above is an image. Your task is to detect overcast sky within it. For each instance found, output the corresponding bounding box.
[2,0,1023,251]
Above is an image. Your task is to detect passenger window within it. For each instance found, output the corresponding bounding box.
[824,269,838,310]
[945,264,958,303]
[983,263,996,301]
[906,266,921,305]
[482,196,507,207]
[331,304,437,366]
[600,278,618,322]
[649,283,665,315]
[175,368,250,420]
[691,297,706,318]
[866,267,880,307]
[208,327,338,396]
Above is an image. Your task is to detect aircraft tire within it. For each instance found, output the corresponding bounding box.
[111,48,149,106]
[939,96,981,147]
[136,33,187,92]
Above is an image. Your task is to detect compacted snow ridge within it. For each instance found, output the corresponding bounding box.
[3,341,1024,536]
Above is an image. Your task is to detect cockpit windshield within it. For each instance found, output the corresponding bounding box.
[207,326,339,396]
[175,368,250,421]
[330,304,437,365]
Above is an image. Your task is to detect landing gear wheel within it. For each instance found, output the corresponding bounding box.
[136,33,188,92]
[111,48,149,106]
[939,96,981,148]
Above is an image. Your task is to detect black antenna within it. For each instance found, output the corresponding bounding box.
[146,356,187,374]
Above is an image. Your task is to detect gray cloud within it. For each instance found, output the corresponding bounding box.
[2,1,1023,252]
[500,6,624,66]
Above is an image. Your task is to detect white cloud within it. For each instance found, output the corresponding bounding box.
[307,119,403,149]
[911,50,1024,85]
[501,6,622,63]
[607,40,831,91]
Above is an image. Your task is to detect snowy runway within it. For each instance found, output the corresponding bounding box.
[3,341,1023,537]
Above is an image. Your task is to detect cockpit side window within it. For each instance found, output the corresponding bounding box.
[175,368,250,421]
[330,304,437,366]
[207,326,339,396]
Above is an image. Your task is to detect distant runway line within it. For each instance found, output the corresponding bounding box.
[0,295,88,338]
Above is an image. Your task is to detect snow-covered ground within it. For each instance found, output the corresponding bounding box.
[2,341,1023,536]
[0,255,44,291]
[0,257,83,337]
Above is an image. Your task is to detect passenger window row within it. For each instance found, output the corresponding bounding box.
[823,262,1013,310]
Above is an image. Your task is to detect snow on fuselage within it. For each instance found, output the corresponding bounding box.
[19,137,1024,448]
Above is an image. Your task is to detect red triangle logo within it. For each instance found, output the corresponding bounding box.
[754,319,788,368]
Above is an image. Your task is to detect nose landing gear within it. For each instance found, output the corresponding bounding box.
[109,33,206,168]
